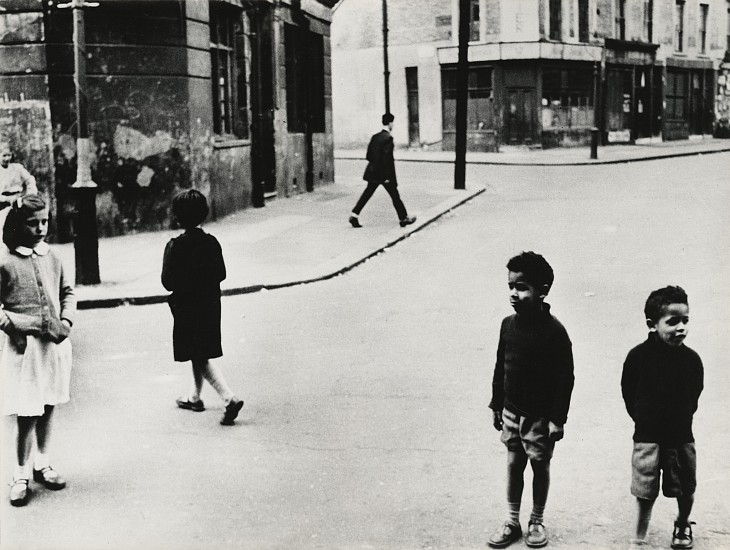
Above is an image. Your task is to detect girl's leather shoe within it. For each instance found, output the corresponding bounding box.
[33,467,66,490]
[9,478,30,506]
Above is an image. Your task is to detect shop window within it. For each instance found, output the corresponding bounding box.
[666,70,687,119]
[284,24,325,133]
[674,1,684,52]
[615,0,626,40]
[643,0,653,42]
[469,0,480,41]
[210,3,248,138]
[541,67,594,129]
[441,66,494,132]
[549,0,562,40]
[578,0,590,43]
[699,4,708,53]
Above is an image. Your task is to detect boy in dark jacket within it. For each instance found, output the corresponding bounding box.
[622,286,703,549]
[488,252,574,548]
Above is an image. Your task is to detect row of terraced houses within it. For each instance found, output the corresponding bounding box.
[332,0,730,150]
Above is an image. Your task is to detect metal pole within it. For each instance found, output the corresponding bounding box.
[382,0,390,114]
[454,0,469,190]
[590,61,599,159]
[60,0,100,284]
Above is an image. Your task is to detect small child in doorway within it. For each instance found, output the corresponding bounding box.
[621,286,703,549]
[1,195,75,506]
[161,189,243,425]
[488,251,575,548]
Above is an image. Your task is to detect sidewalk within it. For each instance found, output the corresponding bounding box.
[337,135,730,165]
[56,176,485,309]
[57,137,729,309]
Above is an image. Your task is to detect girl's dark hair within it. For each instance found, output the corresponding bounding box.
[171,189,209,229]
[506,251,554,290]
[644,285,688,322]
[3,194,47,250]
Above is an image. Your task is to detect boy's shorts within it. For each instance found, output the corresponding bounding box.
[631,442,696,500]
[500,408,554,461]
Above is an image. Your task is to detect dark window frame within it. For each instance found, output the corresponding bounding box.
[210,3,248,138]
[549,0,562,41]
[699,3,708,53]
[644,0,654,42]
[615,0,626,40]
[675,0,685,52]
[469,0,480,41]
[284,24,326,134]
[578,0,590,43]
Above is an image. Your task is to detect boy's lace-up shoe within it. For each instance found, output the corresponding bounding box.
[525,521,548,548]
[33,466,66,490]
[399,216,417,227]
[9,478,30,506]
[349,216,362,228]
[671,521,695,549]
[488,521,522,548]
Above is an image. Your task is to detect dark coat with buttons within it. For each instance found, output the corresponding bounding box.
[161,228,226,362]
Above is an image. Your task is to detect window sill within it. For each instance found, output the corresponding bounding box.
[213,138,251,149]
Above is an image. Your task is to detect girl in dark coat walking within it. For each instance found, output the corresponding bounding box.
[161,190,243,425]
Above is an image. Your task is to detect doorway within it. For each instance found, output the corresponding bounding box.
[249,4,276,204]
[505,88,535,145]
[406,67,420,147]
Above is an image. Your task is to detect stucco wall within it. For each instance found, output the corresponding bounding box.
[331,0,450,149]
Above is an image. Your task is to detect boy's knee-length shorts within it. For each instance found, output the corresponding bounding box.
[631,442,696,500]
[501,408,554,461]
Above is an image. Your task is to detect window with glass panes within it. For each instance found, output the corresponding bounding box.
[541,67,594,129]
[441,66,494,132]
[210,3,248,138]
[674,1,684,52]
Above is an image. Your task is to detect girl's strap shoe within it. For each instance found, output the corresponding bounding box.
[33,467,67,490]
[9,478,30,506]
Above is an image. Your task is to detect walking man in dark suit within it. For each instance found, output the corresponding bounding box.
[349,113,417,228]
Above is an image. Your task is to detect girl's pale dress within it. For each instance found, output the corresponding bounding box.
[0,242,75,417]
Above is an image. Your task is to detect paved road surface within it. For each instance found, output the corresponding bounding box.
[2,155,729,549]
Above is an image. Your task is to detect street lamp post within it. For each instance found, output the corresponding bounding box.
[382,0,390,114]
[58,0,100,285]
[454,0,470,190]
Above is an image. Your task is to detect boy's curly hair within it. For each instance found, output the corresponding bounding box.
[3,194,47,250]
[644,285,688,322]
[506,251,554,290]
[171,189,209,229]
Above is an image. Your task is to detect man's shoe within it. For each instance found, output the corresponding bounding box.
[488,522,522,548]
[399,216,417,227]
[671,521,694,549]
[33,467,66,490]
[526,521,548,548]
[176,397,205,412]
[349,216,362,228]
[9,478,29,506]
[221,398,244,425]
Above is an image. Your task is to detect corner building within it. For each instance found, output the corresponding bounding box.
[332,0,729,150]
[0,0,336,239]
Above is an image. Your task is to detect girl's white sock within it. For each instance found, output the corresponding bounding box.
[13,464,30,480]
[34,452,50,470]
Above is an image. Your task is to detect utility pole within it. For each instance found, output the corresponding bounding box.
[382,0,390,114]
[58,0,100,285]
[454,0,470,190]
[590,61,599,159]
